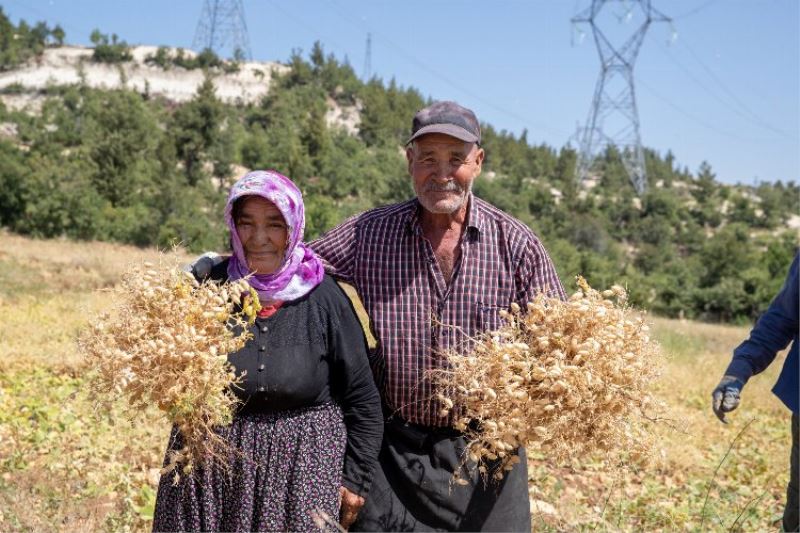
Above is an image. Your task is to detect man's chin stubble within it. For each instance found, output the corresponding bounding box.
[419,192,467,215]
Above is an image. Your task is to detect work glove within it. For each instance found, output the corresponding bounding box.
[183,252,223,280]
[711,375,745,424]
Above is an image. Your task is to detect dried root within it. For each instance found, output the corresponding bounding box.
[78,254,260,477]
[433,277,663,479]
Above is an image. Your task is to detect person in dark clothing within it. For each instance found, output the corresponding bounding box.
[712,252,799,532]
[152,170,383,533]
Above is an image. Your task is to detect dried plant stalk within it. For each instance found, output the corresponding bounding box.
[78,254,260,479]
[434,277,663,480]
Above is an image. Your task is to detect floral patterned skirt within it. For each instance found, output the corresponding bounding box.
[152,402,346,532]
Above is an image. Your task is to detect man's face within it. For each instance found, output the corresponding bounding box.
[406,133,484,215]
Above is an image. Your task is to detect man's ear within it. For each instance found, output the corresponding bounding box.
[474,147,485,175]
[405,146,414,174]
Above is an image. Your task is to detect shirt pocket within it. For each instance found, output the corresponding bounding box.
[476,302,509,334]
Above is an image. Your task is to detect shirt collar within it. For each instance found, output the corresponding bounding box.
[466,195,486,236]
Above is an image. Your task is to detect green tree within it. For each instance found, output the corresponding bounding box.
[0,141,29,226]
[0,8,53,70]
[82,90,160,206]
[90,29,132,63]
[50,25,65,46]
[170,76,225,185]
[692,161,716,204]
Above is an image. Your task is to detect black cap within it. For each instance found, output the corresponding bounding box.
[406,101,481,145]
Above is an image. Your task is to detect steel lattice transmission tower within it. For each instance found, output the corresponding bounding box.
[572,0,671,194]
[362,33,372,81]
[192,0,252,60]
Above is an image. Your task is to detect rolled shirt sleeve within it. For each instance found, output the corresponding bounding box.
[515,235,567,304]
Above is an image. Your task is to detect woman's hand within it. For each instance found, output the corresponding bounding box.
[339,486,365,530]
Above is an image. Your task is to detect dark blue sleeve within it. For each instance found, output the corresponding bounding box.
[725,253,800,382]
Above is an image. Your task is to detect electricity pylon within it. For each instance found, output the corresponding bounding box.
[192,0,252,60]
[572,0,671,194]
[362,33,372,81]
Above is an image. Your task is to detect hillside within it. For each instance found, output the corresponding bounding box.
[0,45,360,134]
[0,45,284,106]
[0,44,793,236]
[0,13,798,323]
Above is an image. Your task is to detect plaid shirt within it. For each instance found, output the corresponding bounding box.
[311,195,566,427]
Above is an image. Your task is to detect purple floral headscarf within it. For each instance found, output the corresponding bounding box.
[225,170,324,303]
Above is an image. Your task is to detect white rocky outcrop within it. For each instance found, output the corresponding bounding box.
[0,45,363,134]
[0,46,294,108]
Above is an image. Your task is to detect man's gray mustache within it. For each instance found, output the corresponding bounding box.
[424,182,464,193]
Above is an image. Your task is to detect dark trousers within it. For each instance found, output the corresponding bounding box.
[351,417,531,532]
[786,413,799,532]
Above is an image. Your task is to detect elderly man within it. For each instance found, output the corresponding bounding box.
[712,253,798,532]
[311,101,565,532]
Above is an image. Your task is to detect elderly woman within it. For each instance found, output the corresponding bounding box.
[153,170,383,532]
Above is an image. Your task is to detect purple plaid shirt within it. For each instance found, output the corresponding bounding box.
[311,195,566,427]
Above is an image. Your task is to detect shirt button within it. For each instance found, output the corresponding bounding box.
[260,325,268,333]
[259,345,266,352]
[257,386,265,392]
[258,364,265,371]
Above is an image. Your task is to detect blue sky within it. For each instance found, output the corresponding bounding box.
[3,0,798,185]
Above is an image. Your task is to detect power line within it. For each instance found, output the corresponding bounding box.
[651,41,793,140]
[362,32,372,81]
[324,0,569,139]
[263,0,351,61]
[635,76,777,144]
[672,38,792,138]
[673,0,719,20]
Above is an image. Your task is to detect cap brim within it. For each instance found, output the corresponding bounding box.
[405,123,479,145]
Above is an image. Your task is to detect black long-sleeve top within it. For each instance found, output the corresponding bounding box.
[202,260,383,496]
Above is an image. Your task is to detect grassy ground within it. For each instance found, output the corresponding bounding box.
[0,231,792,531]
[528,317,790,531]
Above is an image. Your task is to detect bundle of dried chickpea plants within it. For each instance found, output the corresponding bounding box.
[433,277,663,481]
[79,254,260,480]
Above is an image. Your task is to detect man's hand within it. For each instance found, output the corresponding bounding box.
[711,375,745,423]
[183,252,224,280]
[339,486,365,530]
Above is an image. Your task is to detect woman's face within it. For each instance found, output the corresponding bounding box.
[235,196,288,275]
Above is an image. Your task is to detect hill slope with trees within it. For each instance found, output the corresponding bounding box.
[0,10,797,322]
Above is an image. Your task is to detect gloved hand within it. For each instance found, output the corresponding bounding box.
[183,252,224,280]
[711,375,745,424]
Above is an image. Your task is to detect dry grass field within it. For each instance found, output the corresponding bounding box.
[0,231,791,531]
